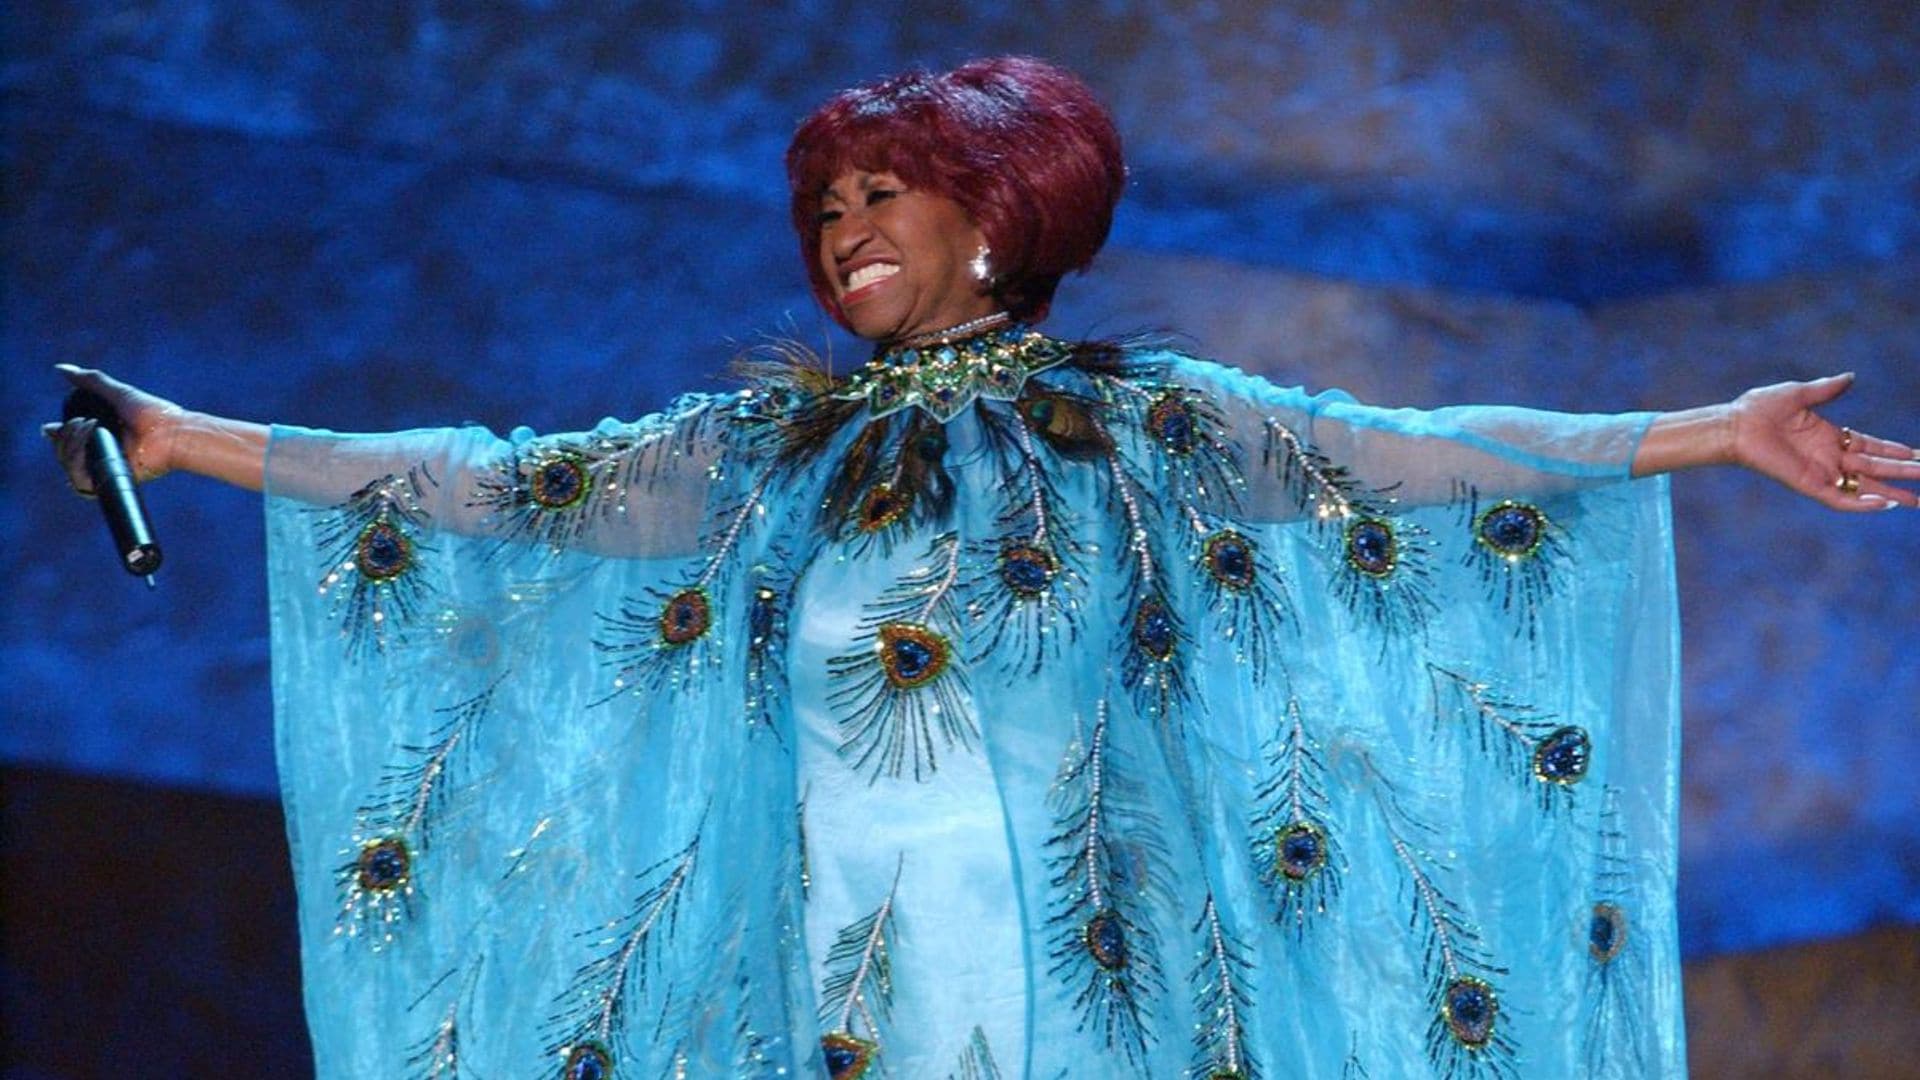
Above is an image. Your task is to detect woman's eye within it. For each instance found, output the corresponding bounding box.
[815,208,843,226]
[866,188,899,206]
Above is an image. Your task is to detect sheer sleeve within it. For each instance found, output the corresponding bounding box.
[1174,356,1656,521]
[263,392,739,560]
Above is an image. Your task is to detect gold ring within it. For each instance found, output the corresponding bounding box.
[1838,426,1855,453]
[1835,472,1861,495]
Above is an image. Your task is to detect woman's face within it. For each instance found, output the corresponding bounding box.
[816,169,997,342]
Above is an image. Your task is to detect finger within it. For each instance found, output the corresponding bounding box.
[1851,474,1918,508]
[1841,428,1917,462]
[1796,371,1855,408]
[1849,452,1920,481]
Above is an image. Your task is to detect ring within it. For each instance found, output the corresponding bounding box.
[1835,472,1861,495]
[1838,426,1855,453]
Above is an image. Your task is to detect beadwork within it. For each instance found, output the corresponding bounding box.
[1532,725,1592,785]
[876,622,950,690]
[1084,909,1131,970]
[354,521,412,581]
[658,587,712,647]
[1202,530,1257,591]
[834,324,1073,421]
[1344,518,1397,578]
[1589,902,1629,963]
[356,836,411,892]
[1442,976,1499,1048]
[1276,821,1328,881]
[529,455,589,510]
[562,1042,613,1080]
[1475,501,1546,559]
[821,1032,877,1079]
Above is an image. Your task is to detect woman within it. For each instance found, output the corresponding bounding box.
[48,56,1916,1079]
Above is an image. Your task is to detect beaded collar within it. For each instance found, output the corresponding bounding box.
[832,318,1073,422]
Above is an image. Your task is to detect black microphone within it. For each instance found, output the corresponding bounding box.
[63,388,163,586]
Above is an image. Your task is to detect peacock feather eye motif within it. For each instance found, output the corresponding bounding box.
[1344,518,1397,577]
[1580,787,1650,1074]
[1083,909,1130,970]
[1428,665,1590,811]
[1455,486,1569,641]
[559,1041,613,1080]
[1276,822,1328,881]
[543,832,701,1074]
[1203,530,1257,590]
[1043,704,1168,1067]
[876,623,950,689]
[356,836,412,891]
[1345,755,1514,1077]
[1475,501,1545,559]
[821,1032,877,1079]
[998,542,1057,597]
[856,482,911,534]
[1441,976,1499,1050]
[529,455,590,510]
[1588,902,1628,964]
[817,866,902,1079]
[657,587,712,647]
[595,476,773,703]
[828,533,975,782]
[744,561,797,738]
[1145,393,1196,454]
[1327,512,1434,643]
[336,680,498,947]
[314,467,439,659]
[1251,698,1341,929]
[1532,726,1592,786]
[1194,526,1295,682]
[354,521,413,581]
[1189,894,1260,1080]
[1131,596,1177,661]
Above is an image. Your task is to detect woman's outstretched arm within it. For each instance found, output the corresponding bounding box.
[44,364,268,492]
[1632,372,1919,511]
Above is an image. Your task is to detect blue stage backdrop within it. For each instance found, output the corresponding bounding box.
[5,0,1918,964]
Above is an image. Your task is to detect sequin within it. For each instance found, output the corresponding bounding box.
[749,585,778,643]
[998,543,1056,597]
[1203,530,1257,591]
[856,483,910,532]
[1277,821,1328,881]
[356,836,411,892]
[1084,909,1130,970]
[562,1041,612,1080]
[1344,518,1397,577]
[1132,598,1176,660]
[876,623,950,690]
[530,457,589,510]
[1532,726,1591,785]
[1146,394,1196,454]
[821,1032,876,1078]
[355,521,413,581]
[1442,976,1498,1049]
[658,588,712,647]
[1475,501,1546,559]
[1589,902,1628,963]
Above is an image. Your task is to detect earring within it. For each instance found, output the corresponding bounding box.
[970,245,993,284]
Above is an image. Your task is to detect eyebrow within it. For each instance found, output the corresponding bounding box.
[818,171,897,206]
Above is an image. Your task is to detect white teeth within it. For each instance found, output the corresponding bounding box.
[846,263,898,291]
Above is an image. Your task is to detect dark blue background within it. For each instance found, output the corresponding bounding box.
[5,0,1917,1026]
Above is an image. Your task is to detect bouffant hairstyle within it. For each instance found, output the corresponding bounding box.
[787,56,1126,329]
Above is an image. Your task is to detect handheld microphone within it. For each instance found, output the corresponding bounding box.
[63,388,162,586]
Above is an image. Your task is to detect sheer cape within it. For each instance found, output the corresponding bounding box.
[266,333,1682,1078]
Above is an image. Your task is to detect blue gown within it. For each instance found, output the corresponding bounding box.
[265,329,1682,1079]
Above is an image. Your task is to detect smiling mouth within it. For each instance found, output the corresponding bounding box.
[842,262,899,298]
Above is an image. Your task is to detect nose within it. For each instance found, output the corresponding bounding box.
[827,210,873,262]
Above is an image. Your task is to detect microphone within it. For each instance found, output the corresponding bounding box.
[63,388,162,586]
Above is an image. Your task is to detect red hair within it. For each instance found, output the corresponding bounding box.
[787,56,1126,328]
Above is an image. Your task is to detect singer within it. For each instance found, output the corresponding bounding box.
[45,57,1919,1079]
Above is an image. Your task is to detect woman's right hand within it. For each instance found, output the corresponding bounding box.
[43,365,190,494]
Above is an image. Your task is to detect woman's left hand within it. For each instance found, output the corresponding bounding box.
[1729,373,1919,511]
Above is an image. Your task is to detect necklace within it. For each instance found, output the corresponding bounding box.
[834,317,1072,422]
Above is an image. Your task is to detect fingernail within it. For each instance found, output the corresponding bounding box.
[54,363,78,373]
